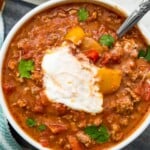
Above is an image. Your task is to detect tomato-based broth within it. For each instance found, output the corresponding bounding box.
[2,3,150,150]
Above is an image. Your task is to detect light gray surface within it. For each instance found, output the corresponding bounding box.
[113,0,150,32]
[2,0,150,149]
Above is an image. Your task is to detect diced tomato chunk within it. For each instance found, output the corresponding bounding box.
[39,138,49,147]
[67,135,83,150]
[135,82,150,101]
[84,50,99,62]
[52,103,68,116]
[3,83,15,94]
[39,91,49,106]
[33,101,44,113]
[100,52,121,66]
[48,123,67,134]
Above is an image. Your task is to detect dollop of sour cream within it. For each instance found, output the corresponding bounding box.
[42,45,103,114]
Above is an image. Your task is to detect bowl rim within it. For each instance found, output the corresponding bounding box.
[0,0,150,150]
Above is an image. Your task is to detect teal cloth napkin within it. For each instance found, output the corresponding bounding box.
[0,109,22,150]
[0,7,22,150]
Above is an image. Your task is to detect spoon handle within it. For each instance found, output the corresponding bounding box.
[117,0,150,38]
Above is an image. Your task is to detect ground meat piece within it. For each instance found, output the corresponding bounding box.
[17,38,31,50]
[111,42,124,56]
[16,99,27,108]
[31,86,41,94]
[119,117,129,126]
[32,100,44,113]
[88,11,97,21]
[126,88,140,103]
[115,96,133,114]
[69,9,77,15]
[78,120,87,128]
[130,49,138,58]
[57,138,66,146]
[93,117,102,126]
[39,91,49,106]
[48,123,68,134]
[111,132,123,142]
[64,144,71,150]
[121,59,136,75]
[105,113,120,124]
[111,123,120,132]
[92,24,106,40]
[32,70,43,82]
[136,59,150,72]
[76,131,91,147]
[67,135,83,150]
[8,59,17,70]
[122,39,138,56]
[58,11,67,17]
[70,122,78,132]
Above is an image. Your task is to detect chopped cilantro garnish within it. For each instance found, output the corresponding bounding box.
[144,47,150,61]
[99,34,115,47]
[18,59,34,78]
[84,125,110,143]
[78,8,89,22]
[38,124,46,131]
[138,50,146,58]
[26,118,36,127]
[138,46,150,61]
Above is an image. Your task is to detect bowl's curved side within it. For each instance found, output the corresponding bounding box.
[0,0,149,150]
[110,112,150,150]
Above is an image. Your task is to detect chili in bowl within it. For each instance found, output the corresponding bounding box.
[0,0,150,150]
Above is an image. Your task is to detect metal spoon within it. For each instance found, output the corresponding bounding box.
[117,0,150,38]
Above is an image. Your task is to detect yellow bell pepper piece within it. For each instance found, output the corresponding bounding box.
[65,26,85,45]
[98,68,122,94]
[80,37,104,53]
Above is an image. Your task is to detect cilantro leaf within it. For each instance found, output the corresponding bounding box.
[144,46,150,61]
[38,124,47,131]
[99,34,115,47]
[138,50,146,58]
[84,125,110,143]
[26,118,36,127]
[18,59,34,78]
[78,8,89,22]
[84,125,100,139]
[138,46,150,61]
[96,125,110,143]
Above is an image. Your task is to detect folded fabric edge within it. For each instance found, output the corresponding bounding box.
[0,108,22,150]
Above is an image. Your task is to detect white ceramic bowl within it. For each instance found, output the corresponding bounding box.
[0,0,150,150]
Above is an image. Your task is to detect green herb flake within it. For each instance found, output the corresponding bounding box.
[144,46,150,61]
[18,59,34,78]
[84,125,100,139]
[38,124,46,131]
[138,46,150,61]
[78,8,89,22]
[96,125,110,143]
[84,125,110,143]
[26,118,36,127]
[138,50,146,58]
[99,34,115,47]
